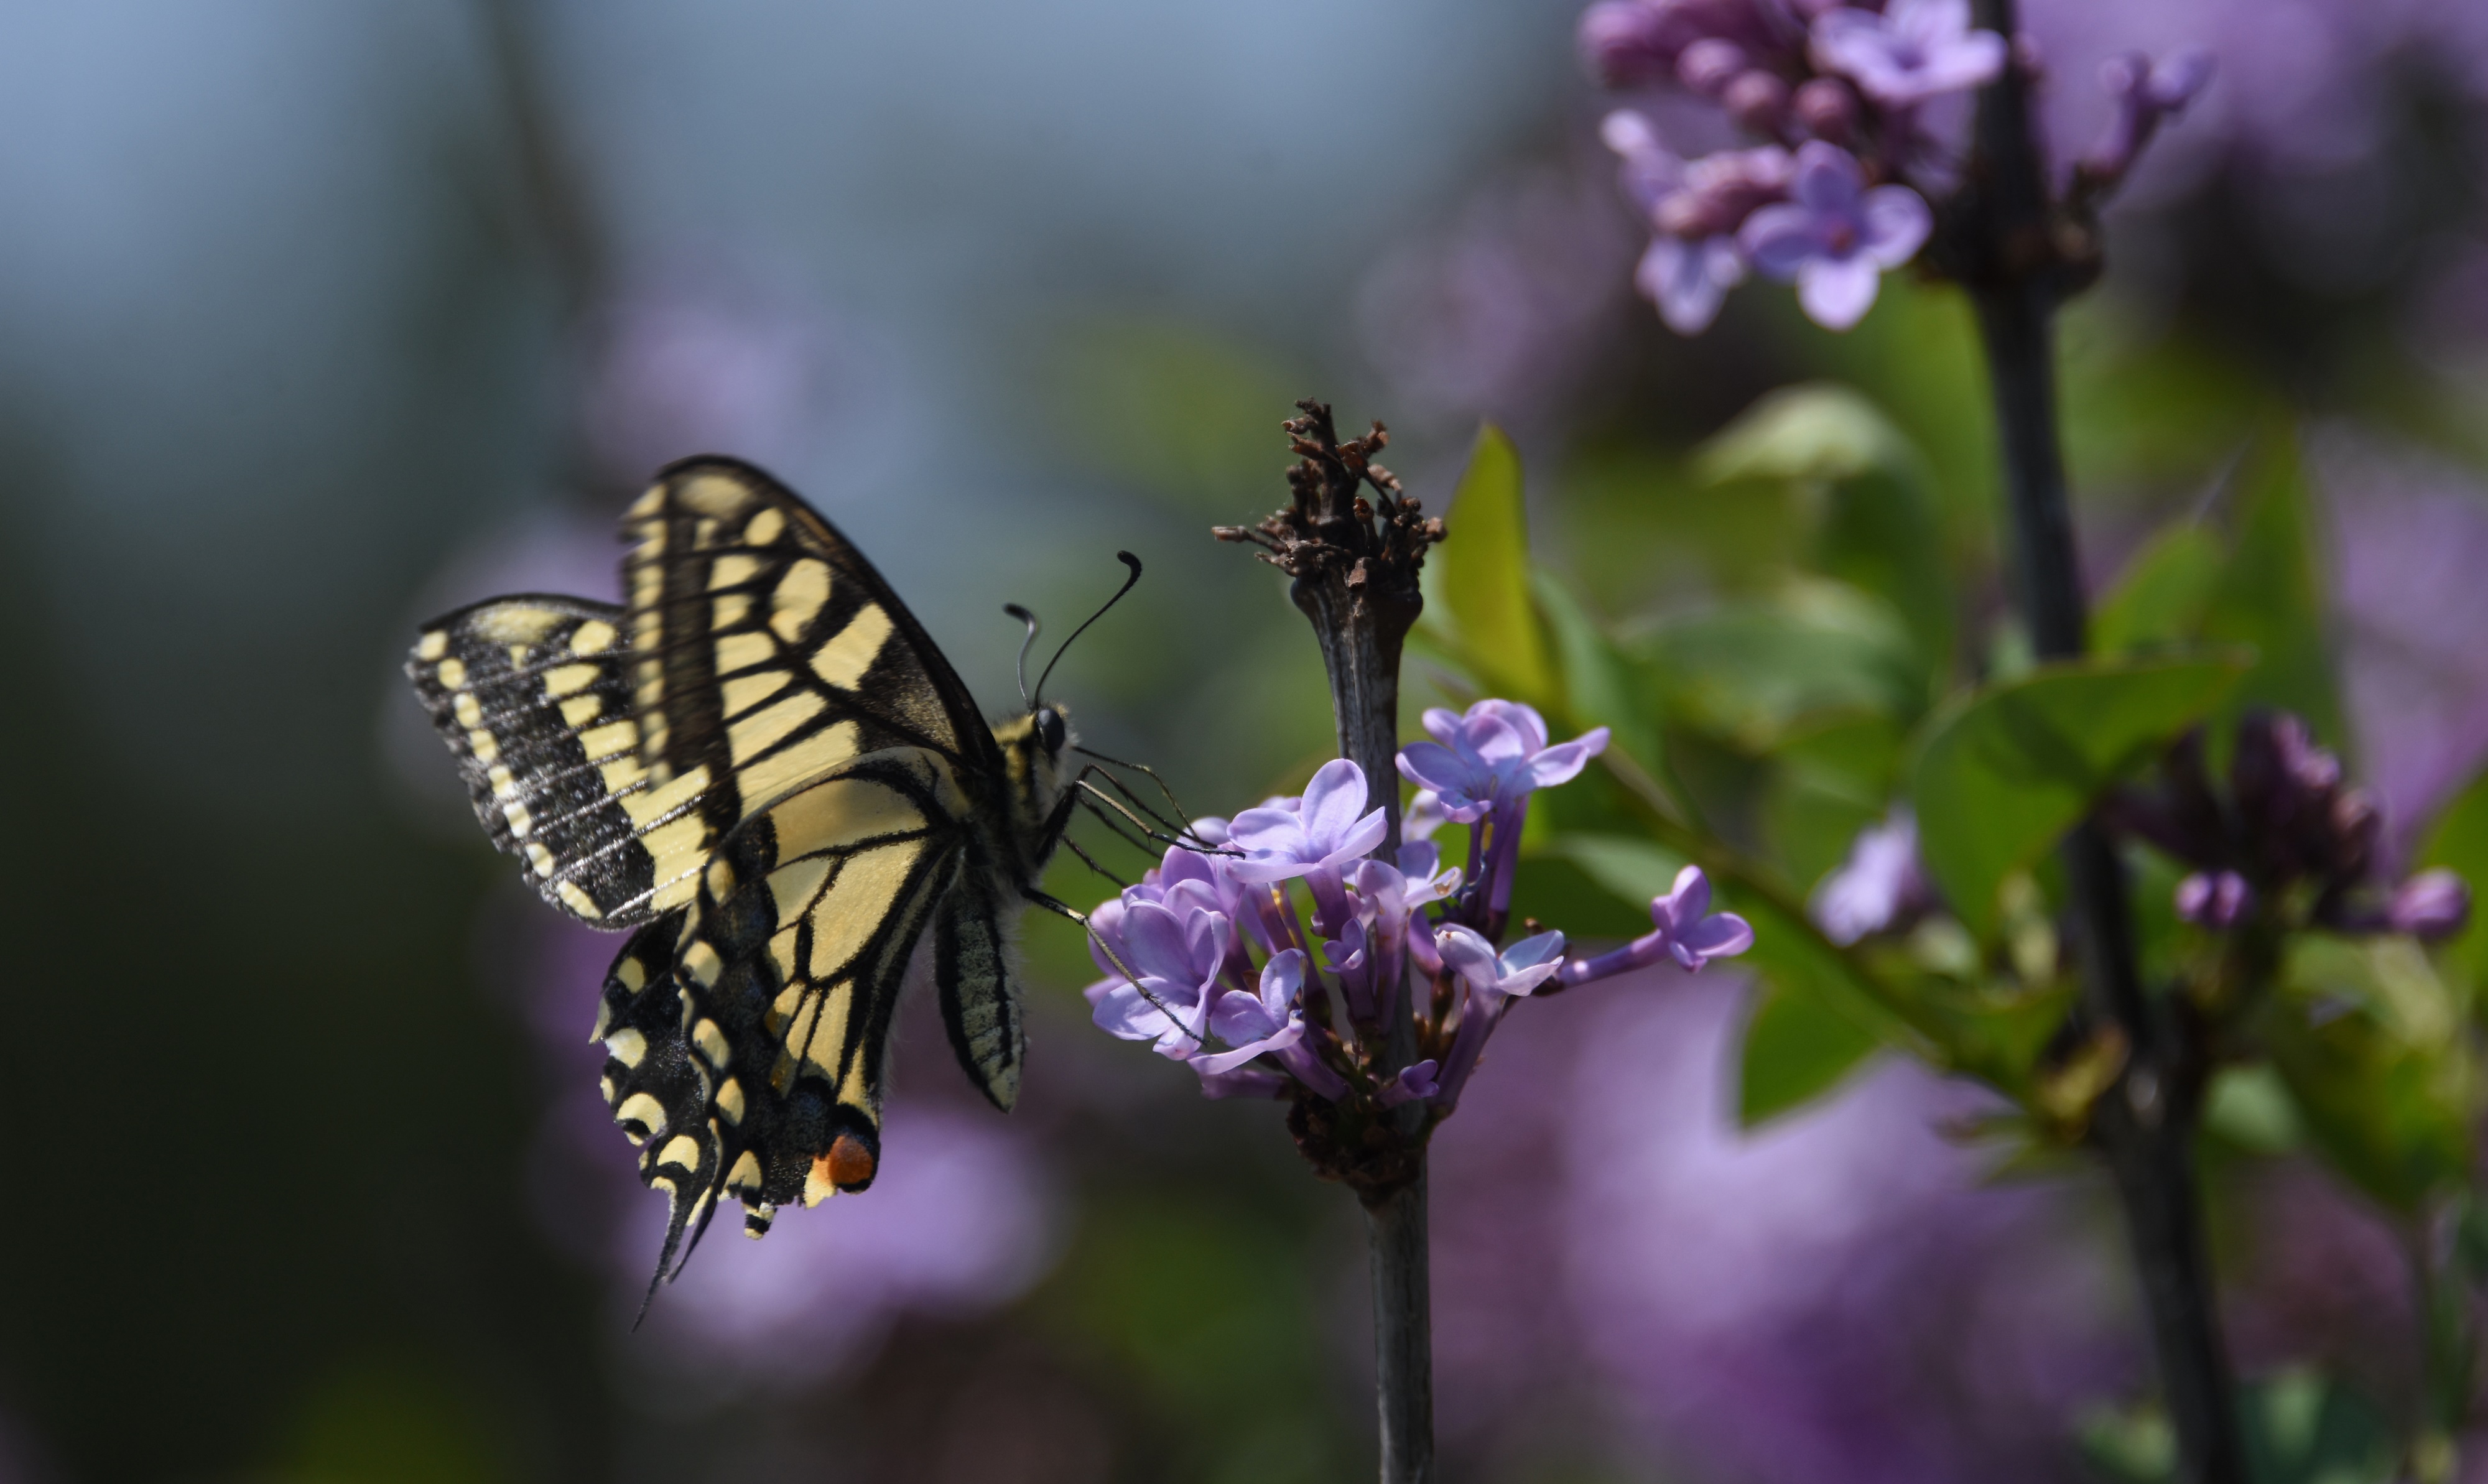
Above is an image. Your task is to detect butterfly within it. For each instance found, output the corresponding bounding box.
[407,456,1144,1299]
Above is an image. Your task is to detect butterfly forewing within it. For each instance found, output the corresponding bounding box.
[409,597,679,925]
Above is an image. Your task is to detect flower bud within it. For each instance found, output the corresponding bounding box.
[1790,76,1858,144]
[1724,70,1789,132]
[1678,38,1748,95]
[2389,870,2471,940]
[1578,1,1681,88]
[2175,871,2252,930]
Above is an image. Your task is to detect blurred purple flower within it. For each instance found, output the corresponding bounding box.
[1227,759,1389,884]
[1809,0,2007,108]
[1561,866,1757,987]
[1424,973,2133,1480]
[2318,429,2488,856]
[2078,49,2218,192]
[640,1105,1060,1389]
[2388,869,2469,940]
[1739,142,1932,329]
[1811,807,1928,945]
[1636,234,1750,334]
[2175,869,2255,929]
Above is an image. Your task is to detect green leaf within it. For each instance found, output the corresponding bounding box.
[2093,524,2225,655]
[2416,764,2488,992]
[1440,424,1555,702]
[1738,984,1882,1125]
[2263,936,2476,1214]
[1910,654,2247,939]
[1533,572,1660,772]
[2201,432,2347,753]
[1630,580,1926,749]
[1696,383,1954,675]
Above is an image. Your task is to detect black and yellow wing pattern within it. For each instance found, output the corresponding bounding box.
[409,457,1073,1292]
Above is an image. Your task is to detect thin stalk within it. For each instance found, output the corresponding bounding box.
[1220,401,1441,1484]
[1956,7,2246,1475]
[1367,1172,1433,1484]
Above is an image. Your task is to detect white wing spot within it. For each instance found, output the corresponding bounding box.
[811,605,894,690]
[436,657,466,689]
[744,507,784,545]
[416,631,447,661]
[605,1027,648,1067]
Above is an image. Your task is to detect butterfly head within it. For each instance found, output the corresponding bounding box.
[994,702,1077,847]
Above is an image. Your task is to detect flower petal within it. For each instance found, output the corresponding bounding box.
[1522,727,1611,789]
[1859,185,1933,267]
[1738,203,1824,279]
[1679,911,1756,960]
[1789,141,1864,215]
[1299,758,1371,847]
[1796,254,1883,330]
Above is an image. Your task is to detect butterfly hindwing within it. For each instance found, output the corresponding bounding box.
[596,747,983,1256]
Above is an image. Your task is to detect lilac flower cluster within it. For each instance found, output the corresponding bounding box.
[2106,712,2470,940]
[1085,700,1753,1118]
[1579,0,2211,333]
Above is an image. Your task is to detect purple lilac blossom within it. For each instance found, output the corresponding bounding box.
[2080,49,2218,188]
[1227,759,1389,884]
[1395,700,1611,822]
[1809,0,2008,108]
[1432,926,1572,1110]
[2175,869,2255,929]
[1559,865,1757,985]
[1197,950,1312,1074]
[1086,898,1225,1059]
[1738,141,1933,330]
[1399,700,1608,932]
[1811,807,1928,945]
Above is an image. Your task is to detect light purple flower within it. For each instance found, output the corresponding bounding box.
[1809,0,2007,108]
[2175,870,2254,930]
[1198,950,1312,1075]
[1396,701,1612,824]
[2389,870,2470,940]
[1636,234,1748,335]
[1811,808,1927,945]
[1440,925,1572,1003]
[1738,142,1930,330]
[1434,927,1571,1110]
[1562,866,1757,986]
[1403,789,1451,843]
[1085,899,1227,1059]
[1227,759,1390,884]
[2081,49,2217,191]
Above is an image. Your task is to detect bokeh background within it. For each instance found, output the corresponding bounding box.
[5,2,2488,1481]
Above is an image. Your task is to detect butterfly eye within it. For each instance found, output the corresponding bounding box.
[1036,707,1067,754]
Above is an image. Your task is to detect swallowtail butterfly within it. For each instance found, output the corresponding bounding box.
[409,457,1116,1297]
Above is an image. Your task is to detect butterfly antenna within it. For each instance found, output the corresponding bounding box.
[1031,552,1142,708]
[1003,603,1041,710]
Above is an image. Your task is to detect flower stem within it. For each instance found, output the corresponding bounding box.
[1220,399,1441,1482]
[1367,1171,1433,1484]
[1954,7,2245,1477]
